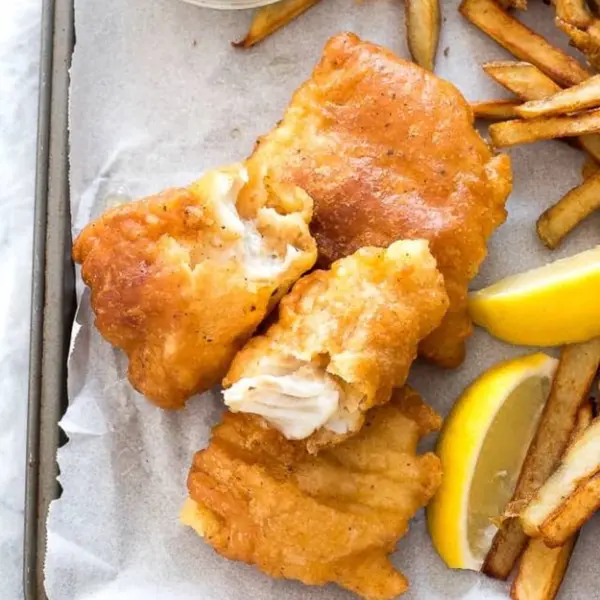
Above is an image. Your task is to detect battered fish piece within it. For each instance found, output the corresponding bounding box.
[223,239,448,452]
[72,162,316,408]
[249,33,512,367]
[183,387,443,599]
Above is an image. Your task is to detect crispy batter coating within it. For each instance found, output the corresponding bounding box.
[223,239,448,452]
[183,387,443,600]
[72,162,316,408]
[249,33,512,367]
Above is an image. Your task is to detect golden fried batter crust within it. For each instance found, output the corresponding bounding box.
[184,387,442,600]
[73,162,316,408]
[224,240,448,451]
[250,32,512,367]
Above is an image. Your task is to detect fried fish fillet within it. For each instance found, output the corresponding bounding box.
[249,32,512,368]
[223,239,448,452]
[72,162,316,408]
[183,387,442,599]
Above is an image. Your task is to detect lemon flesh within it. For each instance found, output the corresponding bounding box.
[468,246,600,346]
[427,353,558,570]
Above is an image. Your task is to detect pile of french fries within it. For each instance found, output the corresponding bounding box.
[234,0,443,72]
[482,337,600,600]
[461,2,600,596]
[462,0,600,249]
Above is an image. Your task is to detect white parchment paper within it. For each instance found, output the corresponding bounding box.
[45,0,600,598]
[0,1,41,598]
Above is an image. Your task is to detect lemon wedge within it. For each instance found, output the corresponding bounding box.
[468,246,600,346]
[427,352,558,570]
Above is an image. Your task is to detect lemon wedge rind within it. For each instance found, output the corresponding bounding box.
[468,246,600,346]
[427,352,558,570]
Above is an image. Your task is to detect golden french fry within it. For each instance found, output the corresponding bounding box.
[483,62,600,161]
[578,133,600,162]
[537,172,600,248]
[568,400,595,451]
[459,0,592,87]
[557,18,600,71]
[406,0,441,71]
[516,74,600,119]
[522,415,600,546]
[471,100,520,120]
[582,155,600,178]
[233,0,322,49]
[496,0,527,8]
[483,340,600,580]
[554,0,600,73]
[555,0,594,29]
[511,528,577,600]
[483,61,561,101]
[489,109,600,148]
[540,475,600,546]
[510,402,592,600]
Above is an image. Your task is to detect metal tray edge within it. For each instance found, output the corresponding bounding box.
[25,0,76,598]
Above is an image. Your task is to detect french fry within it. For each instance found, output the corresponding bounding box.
[566,400,595,454]
[516,74,600,119]
[537,171,600,248]
[522,417,600,547]
[578,133,600,162]
[489,109,600,148]
[483,62,600,161]
[406,0,441,71]
[555,0,594,29]
[483,61,561,101]
[582,155,600,178]
[459,0,592,87]
[510,402,593,600]
[233,0,321,49]
[554,0,600,74]
[557,18,600,72]
[497,0,527,8]
[511,528,578,600]
[482,339,600,580]
[471,100,520,120]
[539,475,600,545]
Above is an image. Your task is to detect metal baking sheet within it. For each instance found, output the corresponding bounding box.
[25,0,76,598]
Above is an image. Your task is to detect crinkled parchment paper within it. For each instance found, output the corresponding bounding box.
[45,0,600,598]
